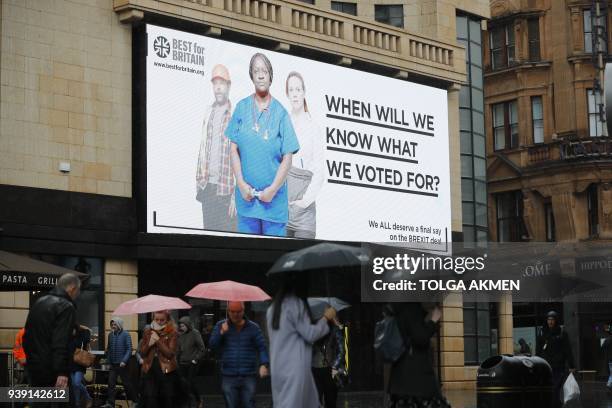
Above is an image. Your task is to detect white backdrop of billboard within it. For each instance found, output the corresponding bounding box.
[146,24,451,245]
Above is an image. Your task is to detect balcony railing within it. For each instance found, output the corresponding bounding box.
[560,137,612,159]
[526,137,612,166]
[113,0,465,84]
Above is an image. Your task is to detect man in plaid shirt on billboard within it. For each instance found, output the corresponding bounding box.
[196,64,236,231]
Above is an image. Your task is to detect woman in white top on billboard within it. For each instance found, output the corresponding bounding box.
[285,72,325,239]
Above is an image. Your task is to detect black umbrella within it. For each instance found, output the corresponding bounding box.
[267,243,369,276]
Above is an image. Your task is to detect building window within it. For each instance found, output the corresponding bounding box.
[493,100,518,150]
[496,191,526,242]
[531,96,544,144]
[331,1,357,15]
[528,18,540,61]
[587,88,607,137]
[464,302,492,365]
[584,9,608,53]
[375,5,404,28]
[490,24,515,69]
[585,9,593,52]
[545,202,556,242]
[458,13,488,246]
[587,184,599,237]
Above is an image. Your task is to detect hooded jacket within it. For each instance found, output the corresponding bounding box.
[177,316,206,365]
[23,287,77,379]
[107,317,133,365]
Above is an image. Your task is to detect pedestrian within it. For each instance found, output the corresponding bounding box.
[196,63,236,232]
[23,273,80,396]
[177,316,206,408]
[139,310,179,408]
[311,317,346,408]
[266,275,336,408]
[103,317,138,408]
[536,310,575,408]
[387,302,449,408]
[226,52,300,237]
[70,324,93,408]
[13,327,28,384]
[209,301,270,408]
[602,322,612,392]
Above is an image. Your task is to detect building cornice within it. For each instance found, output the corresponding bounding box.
[112,0,467,85]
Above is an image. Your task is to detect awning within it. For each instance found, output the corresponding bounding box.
[0,250,88,290]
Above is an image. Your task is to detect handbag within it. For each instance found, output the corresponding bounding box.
[374,314,409,363]
[73,343,95,368]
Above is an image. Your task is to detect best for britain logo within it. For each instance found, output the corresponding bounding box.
[153,36,170,58]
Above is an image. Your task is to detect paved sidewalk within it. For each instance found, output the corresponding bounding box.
[200,383,612,408]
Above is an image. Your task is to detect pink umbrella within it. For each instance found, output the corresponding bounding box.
[113,294,192,315]
[186,280,271,302]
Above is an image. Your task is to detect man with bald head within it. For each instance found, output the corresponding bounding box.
[24,273,80,392]
[209,301,269,408]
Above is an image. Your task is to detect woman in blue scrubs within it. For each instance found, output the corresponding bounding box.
[226,53,300,236]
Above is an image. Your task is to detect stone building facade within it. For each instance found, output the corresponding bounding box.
[1,0,490,390]
[484,0,612,376]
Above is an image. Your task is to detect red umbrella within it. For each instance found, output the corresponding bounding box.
[186,280,271,302]
[113,294,192,315]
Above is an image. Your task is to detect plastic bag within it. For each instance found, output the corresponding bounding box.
[563,372,580,404]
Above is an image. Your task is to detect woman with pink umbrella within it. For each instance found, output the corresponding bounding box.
[113,295,191,408]
[138,310,178,408]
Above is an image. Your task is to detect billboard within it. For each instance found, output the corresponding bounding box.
[146,24,451,245]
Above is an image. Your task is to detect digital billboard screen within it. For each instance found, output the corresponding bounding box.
[146,24,451,245]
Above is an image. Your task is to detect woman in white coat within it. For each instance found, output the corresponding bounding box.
[266,276,336,407]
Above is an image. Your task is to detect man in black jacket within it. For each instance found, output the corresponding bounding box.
[23,273,80,391]
[536,310,575,408]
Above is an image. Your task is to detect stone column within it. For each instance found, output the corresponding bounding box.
[448,83,463,233]
[498,293,514,354]
[440,293,472,389]
[104,260,139,348]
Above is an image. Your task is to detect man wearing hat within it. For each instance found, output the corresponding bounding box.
[536,310,575,408]
[196,64,236,231]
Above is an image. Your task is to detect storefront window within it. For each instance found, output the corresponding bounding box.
[464,302,493,365]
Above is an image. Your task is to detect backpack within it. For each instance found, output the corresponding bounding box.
[374,311,409,363]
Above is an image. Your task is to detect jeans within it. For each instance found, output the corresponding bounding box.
[221,375,256,408]
[108,363,137,404]
[179,362,202,403]
[71,370,92,406]
[143,358,176,408]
